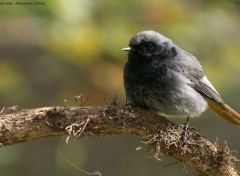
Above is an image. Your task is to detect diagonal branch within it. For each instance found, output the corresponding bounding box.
[0,106,239,176]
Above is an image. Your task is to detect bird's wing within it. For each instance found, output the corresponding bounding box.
[188,72,223,103]
[165,51,223,104]
[174,51,223,103]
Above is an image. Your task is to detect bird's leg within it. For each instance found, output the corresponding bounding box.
[125,99,129,106]
[125,99,134,106]
[181,116,190,141]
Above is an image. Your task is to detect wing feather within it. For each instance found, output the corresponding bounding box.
[189,73,223,103]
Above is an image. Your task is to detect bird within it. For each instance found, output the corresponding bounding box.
[122,30,240,125]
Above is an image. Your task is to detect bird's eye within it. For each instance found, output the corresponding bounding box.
[148,42,155,51]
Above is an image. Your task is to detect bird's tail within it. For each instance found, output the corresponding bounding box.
[207,99,240,125]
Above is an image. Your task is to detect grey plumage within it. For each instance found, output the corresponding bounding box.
[123,30,222,118]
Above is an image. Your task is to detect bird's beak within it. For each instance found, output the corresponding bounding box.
[122,47,131,52]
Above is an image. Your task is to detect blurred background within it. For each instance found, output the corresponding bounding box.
[0,0,240,175]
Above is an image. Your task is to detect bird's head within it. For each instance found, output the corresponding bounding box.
[122,30,177,60]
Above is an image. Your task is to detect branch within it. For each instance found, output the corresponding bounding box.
[0,106,239,176]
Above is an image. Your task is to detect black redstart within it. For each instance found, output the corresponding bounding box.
[122,30,240,125]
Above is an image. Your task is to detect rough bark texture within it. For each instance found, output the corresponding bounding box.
[0,105,239,176]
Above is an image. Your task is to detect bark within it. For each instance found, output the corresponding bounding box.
[0,105,239,176]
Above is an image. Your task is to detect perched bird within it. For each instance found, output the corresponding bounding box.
[123,30,240,125]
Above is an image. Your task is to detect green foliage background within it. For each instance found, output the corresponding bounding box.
[0,0,240,175]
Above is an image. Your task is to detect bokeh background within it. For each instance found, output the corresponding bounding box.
[0,0,240,175]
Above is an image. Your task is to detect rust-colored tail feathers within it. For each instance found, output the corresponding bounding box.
[207,99,240,125]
